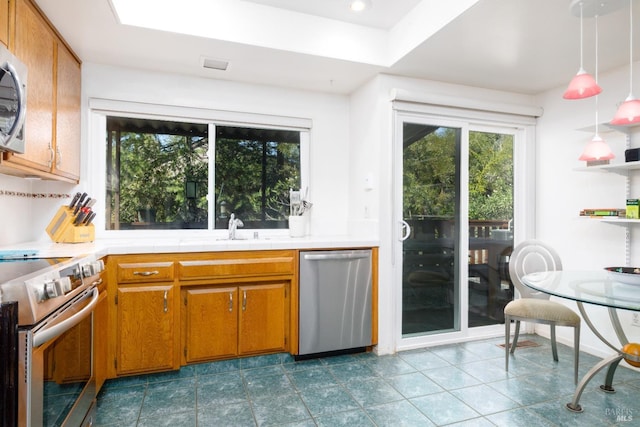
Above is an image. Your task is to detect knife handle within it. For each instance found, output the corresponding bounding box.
[69,192,81,208]
[84,211,96,225]
[74,211,87,226]
[74,193,88,214]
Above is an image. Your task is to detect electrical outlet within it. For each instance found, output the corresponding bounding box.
[632,313,640,327]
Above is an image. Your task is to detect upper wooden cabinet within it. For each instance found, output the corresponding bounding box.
[0,0,81,183]
[0,0,9,46]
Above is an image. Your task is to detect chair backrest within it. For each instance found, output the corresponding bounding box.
[508,240,562,299]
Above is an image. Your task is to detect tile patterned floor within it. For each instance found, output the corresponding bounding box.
[95,334,640,426]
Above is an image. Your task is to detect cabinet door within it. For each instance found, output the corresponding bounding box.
[53,41,81,180]
[12,0,54,172]
[183,287,238,363]
[116,284,175,375]
[238,283,287,355]
[0,0,8,46]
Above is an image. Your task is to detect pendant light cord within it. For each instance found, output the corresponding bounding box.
[629,0,634,96]
[595,13,600,136]
[580,2,585,70]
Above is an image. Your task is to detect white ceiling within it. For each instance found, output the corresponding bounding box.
[34,0,639,95]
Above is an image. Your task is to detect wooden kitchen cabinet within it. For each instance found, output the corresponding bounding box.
[0,0,81,183]
[116,283,177,375]
[179,250,294,364]
[52,40,81,180]
[104,251,295,376]
[0,0,9,46]
[106,255,180,377]
[183,286,238,362]
[238,283,287,354]
[182,282,288,363]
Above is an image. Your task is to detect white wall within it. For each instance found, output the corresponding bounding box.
[0,63,353,245]
[80,63,352,238]
[535,62,640,358]
[0,172,77,246]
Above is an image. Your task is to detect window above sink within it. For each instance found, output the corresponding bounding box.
[101,108,309,233]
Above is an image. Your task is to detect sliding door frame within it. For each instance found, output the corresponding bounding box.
[392,101,537,351]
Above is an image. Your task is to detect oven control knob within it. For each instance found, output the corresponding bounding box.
[34,286,47,302]
[43,281,59,299]
[83,260,105,276]
[56,277,72,294]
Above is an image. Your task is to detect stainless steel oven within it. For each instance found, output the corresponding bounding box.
[0,254,103,427]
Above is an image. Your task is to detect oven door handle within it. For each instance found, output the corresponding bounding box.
[33,287,99,348]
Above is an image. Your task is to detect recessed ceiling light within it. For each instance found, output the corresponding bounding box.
[349,0,372,12]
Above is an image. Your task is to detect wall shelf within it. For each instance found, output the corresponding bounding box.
[574,160,640,174]
[576,126,636,266]
[585,217,640,225]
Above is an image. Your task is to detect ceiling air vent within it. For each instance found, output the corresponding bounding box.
[201,57,229,71]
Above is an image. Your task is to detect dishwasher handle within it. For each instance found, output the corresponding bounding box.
[303,251,370,261]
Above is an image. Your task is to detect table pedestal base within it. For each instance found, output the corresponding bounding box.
[567,302,628,412]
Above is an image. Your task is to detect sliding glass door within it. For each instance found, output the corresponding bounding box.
[401,122,461,335]
[396,113,516,342]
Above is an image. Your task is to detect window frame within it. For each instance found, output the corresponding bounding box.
[87,99,310,239]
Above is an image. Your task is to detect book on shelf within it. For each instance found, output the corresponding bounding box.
[579,208,626,217]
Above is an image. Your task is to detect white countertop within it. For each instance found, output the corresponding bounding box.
[1,234,379,260]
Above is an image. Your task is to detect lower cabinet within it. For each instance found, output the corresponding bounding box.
[105,250,298,377]
[116,283,177,375]
[237,283,287,355]
[182,282,288,364]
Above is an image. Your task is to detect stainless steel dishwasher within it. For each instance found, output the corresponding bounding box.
[298,249,372,356]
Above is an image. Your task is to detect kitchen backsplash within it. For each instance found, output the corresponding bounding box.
[0,175,75,246]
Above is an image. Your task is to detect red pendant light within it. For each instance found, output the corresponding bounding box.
[578,135,615,161]
[564,2,601,99]
[611,0,640,126]
[579,14,615,162]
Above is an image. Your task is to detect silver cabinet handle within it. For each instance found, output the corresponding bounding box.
[242,290,247,311]
[133,270,159,277]
[163,290,168,313]
[228,292,233,312]
[56,145,61,167]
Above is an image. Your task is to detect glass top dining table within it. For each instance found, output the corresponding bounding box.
[522,270,640,312]
[521,270,640,413]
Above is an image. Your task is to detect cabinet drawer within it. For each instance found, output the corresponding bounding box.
[117,261,174,283]
[178,252,294,280]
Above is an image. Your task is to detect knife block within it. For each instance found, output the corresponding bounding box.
[46,206,95,243]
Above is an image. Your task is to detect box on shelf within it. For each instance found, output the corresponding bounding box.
[580,208,625,217]
[625,148,640,163]
[626,199,639,219]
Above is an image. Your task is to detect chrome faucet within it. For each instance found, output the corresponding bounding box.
[228,213,244,240]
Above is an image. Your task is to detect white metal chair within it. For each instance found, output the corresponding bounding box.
[504,240,581,383]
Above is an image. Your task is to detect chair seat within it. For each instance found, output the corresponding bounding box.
[505,299,580,325]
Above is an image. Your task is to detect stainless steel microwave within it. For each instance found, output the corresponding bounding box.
[0,44,27,154]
